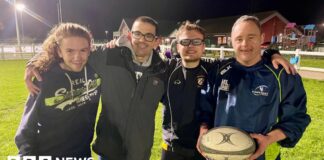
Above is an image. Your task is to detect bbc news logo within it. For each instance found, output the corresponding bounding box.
[7,156,94,160]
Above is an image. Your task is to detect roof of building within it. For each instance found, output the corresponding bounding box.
[199,10,291,35]
[304,24,316,30]
[116,11,301,38]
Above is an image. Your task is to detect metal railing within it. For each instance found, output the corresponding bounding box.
[1,44,324,73]
[160,45,324,72]
[0,44,42,60]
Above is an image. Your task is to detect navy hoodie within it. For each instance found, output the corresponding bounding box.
[15,63,101,158]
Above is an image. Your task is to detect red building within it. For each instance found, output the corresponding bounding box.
[113,11,309,50]
[199,10,302,47]
[260,12,289,43]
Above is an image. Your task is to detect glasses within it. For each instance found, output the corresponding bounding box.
[131,31,157,42]
[178,39,204,46]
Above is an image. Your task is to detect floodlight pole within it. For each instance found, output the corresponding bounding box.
[14,0,21,50]
[105,30,109,41]
[20,12,24,43]
[57,0,62,23]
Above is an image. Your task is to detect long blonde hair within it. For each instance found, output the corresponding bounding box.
[33,23,93,71]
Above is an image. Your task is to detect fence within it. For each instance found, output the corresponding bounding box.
[1,44,324,72]
[0,44,42,60]
[160,45,324,72]
[0,43,104,60]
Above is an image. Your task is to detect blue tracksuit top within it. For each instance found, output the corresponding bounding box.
[200,58,311,160]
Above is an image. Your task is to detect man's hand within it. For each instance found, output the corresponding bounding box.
[249,129,287,160]
[196,125,209,157]
[24,66,42,96]
[271,54,296,75]
[248,133,271,160]
[106,39,117,48]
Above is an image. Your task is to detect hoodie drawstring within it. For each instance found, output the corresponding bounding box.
[84,66,89,96]
[64,73,74,99]
[64,66,90,100]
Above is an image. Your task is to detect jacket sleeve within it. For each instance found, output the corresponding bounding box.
[201,58,215,71]
[15,83,42,155]
[262,49,280,61]
[88,45,109,74]
[273,72,311,147]
[26,52,42,67]
[198,65,218,127]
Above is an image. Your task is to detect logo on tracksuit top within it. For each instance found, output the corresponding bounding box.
[219,79,230,91]
[197,75,205,88]
[252,85,269,96]
[220,65,232,75]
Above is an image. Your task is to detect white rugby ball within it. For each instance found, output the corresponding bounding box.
[200,126,256,160]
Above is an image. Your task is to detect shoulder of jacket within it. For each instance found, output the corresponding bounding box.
[221,57,235,65]
[217,58,234,70]
[118,46,132,52]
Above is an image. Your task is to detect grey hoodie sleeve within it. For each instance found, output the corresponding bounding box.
[15,93,40,155]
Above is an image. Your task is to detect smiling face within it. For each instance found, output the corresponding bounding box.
[130,21,159,60]
[231,20,264,66]
[58,36,90,72]
[177,30,205,63]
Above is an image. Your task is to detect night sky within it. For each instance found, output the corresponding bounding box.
[0,0,323,41]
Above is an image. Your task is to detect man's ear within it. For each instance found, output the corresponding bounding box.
[127,32,132,41]
[176,42,180,53]
[154,37,162,48]
[202,43,206,52]
[261,33,265,44]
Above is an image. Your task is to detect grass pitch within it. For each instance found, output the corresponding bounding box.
[0,60,323,159]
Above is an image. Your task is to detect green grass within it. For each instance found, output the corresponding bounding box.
[281,79,324,159]
[283,55,324,68]
[300,57,324,68]
[1,60,324,159]
[0,60,28,159]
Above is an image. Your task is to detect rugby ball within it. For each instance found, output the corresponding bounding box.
[199,126,256,160]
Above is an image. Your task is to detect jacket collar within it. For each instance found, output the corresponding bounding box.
[119,46,166,75]
[116,35,154,67]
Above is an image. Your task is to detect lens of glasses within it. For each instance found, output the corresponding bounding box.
[132,31,142,39]
[131,31,156,42]
[179,39,191,46]
[179,39,204,46]
[192,39,203,46]
[144,34,155,42]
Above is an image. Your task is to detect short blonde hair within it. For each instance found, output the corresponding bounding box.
[231,15,261,34]
[176,21,206,40]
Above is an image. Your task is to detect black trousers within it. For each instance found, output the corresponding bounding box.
[161,147,206,160]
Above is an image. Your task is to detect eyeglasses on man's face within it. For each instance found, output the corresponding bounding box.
[178,39,204,46]
[131,31,157,42]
